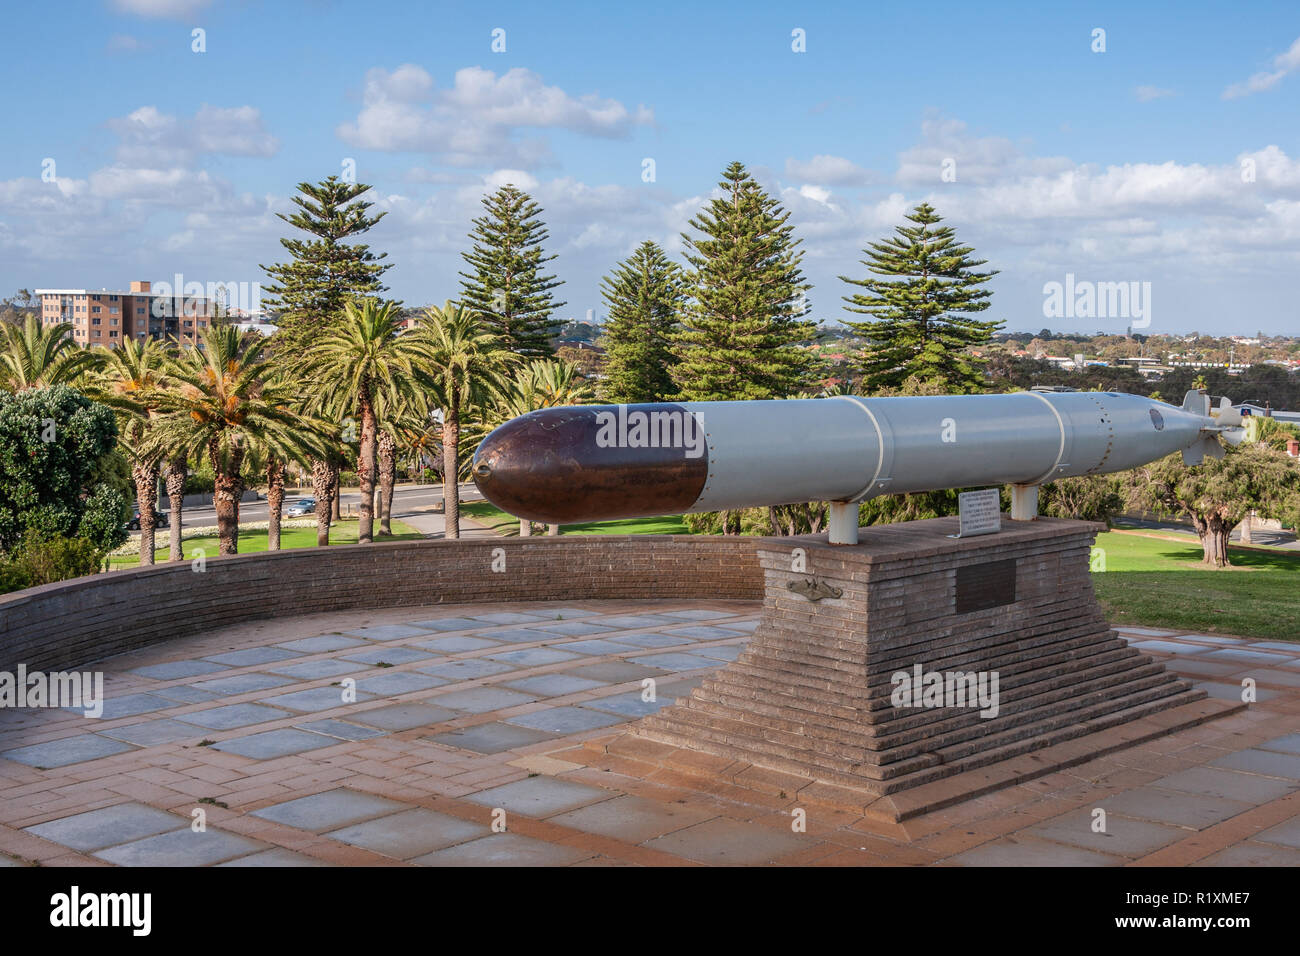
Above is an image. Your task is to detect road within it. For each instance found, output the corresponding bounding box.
[149,483,484,531]
[1115,517,1298,550]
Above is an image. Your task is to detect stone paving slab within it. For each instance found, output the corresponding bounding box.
[1260,733,1300,755]
[549,794,717,843]
[1203,648,1296,665]
[412,833,593,867]
[506,707,627,735]
[464,777,611,817]
[584,693,673,718]
[1101,787,1255,829]
[1211,748,1300,779]
[210,728,337,759]
[487,648,582,668]
[353,672,447,696]
[1024,808,1186,858]
[274,635,366,654]
[659,610,736,621]
[406,617,488,631]
[201,647,301,667]
[152,686,217,704]
[95,828,266,867]
[251,789,409,831]
[426,687,536,714]
[502,674,609,697]
[548,639,641,656]
[614,633,694,649]
[176,703,292,730]
[641,816,808,865]
[563,661,665,683]
[416,659,517,680]
[626,652,722,671]
[951,837,1120,867]
[342,624,433,641]
[427,722,558,754]
[190,674,296,696]
[1,602,1294,868]
[295,719,386,742]
[261,688,375,713]
[3,734,135,768]
[216,848,334,867]
[85,693,178,720]
[265,659,361,680]
[27,803,188,852]
[1254,817,1300,849]
[327,808,485,859]
[411,636,500,653]
[98,719,206,747]
[664,625,750,640]
[533,621,619,637]
[341,647,437,665]
[349,703,459,731]
[471,612,550,625]
[131,660,229,680]
[1150,766,1298,803]
[1193,842,1300,867]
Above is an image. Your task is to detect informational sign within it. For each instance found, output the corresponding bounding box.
[957,488,1001,538]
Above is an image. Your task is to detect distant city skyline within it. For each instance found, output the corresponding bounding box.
[4,1,1300,336]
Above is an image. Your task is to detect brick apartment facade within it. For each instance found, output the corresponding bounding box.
[35,280,214,348]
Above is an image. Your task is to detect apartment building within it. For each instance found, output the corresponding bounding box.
[35,280,214,348]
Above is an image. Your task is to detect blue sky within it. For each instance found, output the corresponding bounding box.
[4,0,1300,335]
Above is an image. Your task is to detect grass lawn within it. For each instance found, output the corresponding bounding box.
[1091,530,1300,641]
[460,501,690,535]
[108,518,424,568]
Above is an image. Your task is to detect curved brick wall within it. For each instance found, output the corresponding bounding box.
[0,536,763,673]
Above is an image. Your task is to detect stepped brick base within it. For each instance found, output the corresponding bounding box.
[608,516,1241,820]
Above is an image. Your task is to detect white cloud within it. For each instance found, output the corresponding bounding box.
[896,115,1072,186]
[337,65,653,168]
[483,169,539,191]
[1134,85,1175,102]
[784,155,875,187]
[110,0,211,18]
[1222,35,1300,99]
[107,104,279,168]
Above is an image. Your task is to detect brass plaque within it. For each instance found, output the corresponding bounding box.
[955,559,1017,613]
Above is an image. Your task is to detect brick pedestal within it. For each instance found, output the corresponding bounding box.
[602,516,1240,819]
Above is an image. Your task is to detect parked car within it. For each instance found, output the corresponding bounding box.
[286,497,316,518]
[125,510,169,531]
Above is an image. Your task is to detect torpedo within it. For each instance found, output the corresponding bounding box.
[471,390,1244,544]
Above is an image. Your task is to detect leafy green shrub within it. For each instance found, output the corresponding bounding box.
[0,385,122,552]
[183,474,215,495]
[0,535,104,595]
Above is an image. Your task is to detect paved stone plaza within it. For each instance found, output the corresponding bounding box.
[0,600,1297,866]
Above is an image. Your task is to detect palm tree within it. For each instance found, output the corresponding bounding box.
[412,301,516,539]
[161,452,188,562]
[376,427,398,534]
[0,316,94,391]
[246,377,330,551]
[87,338,173,565]
[149,326,311,555]
[299,300,426,544]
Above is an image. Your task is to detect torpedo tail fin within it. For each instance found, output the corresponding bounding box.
[1182,389,1210,416]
